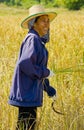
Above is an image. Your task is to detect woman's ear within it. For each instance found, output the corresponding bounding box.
[33,22,37,29]
[33,23,36,27]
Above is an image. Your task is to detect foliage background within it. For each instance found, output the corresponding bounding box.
[0,0,84,10]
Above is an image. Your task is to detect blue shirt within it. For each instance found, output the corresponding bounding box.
[8,29,50,107]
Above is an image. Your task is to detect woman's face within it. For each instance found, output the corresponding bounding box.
[34,15,50,37]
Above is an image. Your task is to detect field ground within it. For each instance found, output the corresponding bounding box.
[0,4,84,130]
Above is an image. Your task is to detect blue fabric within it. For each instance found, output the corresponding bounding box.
[28,18,36,29]
[41,30,50,43]
[8,29,50,107]
[44,78,56,97]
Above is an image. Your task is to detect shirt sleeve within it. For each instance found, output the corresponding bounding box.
[18,36,50,79]
[43,78,50,92]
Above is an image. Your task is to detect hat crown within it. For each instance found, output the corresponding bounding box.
[29,5,45,16]
[21,5,57,29]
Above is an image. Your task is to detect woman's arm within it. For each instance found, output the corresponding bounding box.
[19,36,50,79]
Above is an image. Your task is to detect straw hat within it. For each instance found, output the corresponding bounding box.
[21,5,57,29]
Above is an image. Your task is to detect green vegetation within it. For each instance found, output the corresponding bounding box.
[63,0,84,10]
[0,0,84,10]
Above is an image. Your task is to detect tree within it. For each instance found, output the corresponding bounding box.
[11,0,15,5]
[38,0,41,3]
[35,0,41,3]
[0,0,5,2]
[63,0,84,10]
[45,0,48,4]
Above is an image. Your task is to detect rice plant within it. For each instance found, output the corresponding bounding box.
[0,5,84,130]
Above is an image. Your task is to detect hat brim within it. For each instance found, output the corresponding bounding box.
[21,12,57,29]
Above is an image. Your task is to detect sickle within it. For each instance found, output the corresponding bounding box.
[51,100,64,115]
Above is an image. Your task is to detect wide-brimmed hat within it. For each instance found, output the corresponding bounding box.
[21,5,57,29]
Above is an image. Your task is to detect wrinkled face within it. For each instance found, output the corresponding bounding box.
[33,15,50,37]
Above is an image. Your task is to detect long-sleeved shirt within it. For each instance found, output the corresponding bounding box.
[8,29,50,107]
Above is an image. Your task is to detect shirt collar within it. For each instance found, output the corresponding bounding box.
[28,29,46,45]
[29,29,40,37]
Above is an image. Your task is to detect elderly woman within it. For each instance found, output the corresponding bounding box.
[8,5,57,130]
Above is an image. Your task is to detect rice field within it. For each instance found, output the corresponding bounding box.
[0,4,84,130]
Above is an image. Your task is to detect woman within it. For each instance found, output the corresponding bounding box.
[8,5,57,130]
